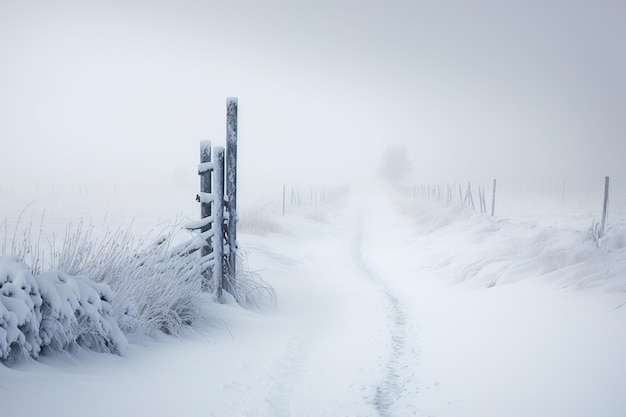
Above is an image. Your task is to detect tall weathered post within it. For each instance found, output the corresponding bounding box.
[199,140,212,290]
[491,179,497,216]
[601,176,610,237]
[226,97,238,283]
[282,185,286,216]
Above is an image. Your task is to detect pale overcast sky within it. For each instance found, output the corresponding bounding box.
[1,0,625,195]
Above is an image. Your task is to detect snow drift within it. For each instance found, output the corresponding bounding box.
[0,256,127,362]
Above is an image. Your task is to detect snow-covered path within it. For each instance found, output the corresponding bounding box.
[0,192,417,417]
[253,195,419,417]
[2,189,626,417]
[352,207,414,417]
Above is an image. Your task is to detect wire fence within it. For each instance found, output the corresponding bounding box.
[401,177,626,232]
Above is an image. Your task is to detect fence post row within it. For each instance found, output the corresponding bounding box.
[190,99,238,302]
[407,177,615,232]
[404,179,498,216]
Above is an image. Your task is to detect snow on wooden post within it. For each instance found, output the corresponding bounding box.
[199,141,212,290]
[226,97,238,282]
[601,176,610,237]
[491,179,497,216]
[282,185,286,216]
[213,146,226,301]
[199,141,212,234]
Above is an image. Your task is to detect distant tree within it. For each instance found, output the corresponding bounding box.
[378,144,411,184]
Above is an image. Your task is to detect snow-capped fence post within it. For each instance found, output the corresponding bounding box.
[226,97,238,286]
[282,185,286,216]
[199,140,213,291]
[213,147,226,301]
[194,144,225,300]
[601,176,610,237]
[491,179,497,216]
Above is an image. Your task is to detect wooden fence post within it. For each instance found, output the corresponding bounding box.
[601,176,610,237]
[226,97,238,284]
[199,140,212,291]
[491,179,497,216]
[213,146,225,301]
[482,187,487,213]
[282,185,286,216]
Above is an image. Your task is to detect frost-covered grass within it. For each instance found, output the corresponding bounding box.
[0,212,275,363]
[78,228,206,338]
[223,250,276,311]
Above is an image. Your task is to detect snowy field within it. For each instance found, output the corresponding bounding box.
[2,182,626,417]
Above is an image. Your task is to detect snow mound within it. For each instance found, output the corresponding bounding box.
[393,195,626,294]
[0,256,42,361]
[0,256,127,363]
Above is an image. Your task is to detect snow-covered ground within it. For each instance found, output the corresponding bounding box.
[2,183,626,417]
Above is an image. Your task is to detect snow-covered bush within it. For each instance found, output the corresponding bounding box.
[0,256,127,363]
[0,256,42,362]
[35,269,127,355]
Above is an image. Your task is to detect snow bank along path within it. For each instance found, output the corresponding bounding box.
[2,188,626,417]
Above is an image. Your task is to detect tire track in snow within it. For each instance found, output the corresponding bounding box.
[352,211,409,417]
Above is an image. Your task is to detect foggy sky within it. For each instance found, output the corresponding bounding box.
[1,0,625,197]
